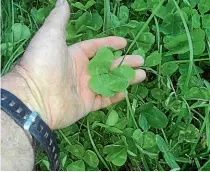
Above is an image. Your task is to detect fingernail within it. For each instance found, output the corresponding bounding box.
[56,0,64,6]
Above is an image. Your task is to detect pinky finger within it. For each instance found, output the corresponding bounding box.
[92,92,125,111]
[130,69,146,85]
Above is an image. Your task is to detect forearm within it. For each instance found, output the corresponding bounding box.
[1,68,41,170]
[1,110,34,170]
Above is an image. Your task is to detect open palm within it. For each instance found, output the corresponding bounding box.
[16,0,146,129]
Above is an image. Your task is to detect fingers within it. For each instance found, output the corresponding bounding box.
[92,69,146,111]
[92,92,125,111]
[111,55,144,69]
[73,36,127,58]
[131,69,146,85]
[111,54,146,84]
[43,0,70,30]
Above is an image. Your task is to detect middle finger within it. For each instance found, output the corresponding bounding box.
[111,55,144,69]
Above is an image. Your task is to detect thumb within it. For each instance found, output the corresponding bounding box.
[43,0,70,30]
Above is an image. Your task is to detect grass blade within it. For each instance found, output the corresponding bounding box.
[87,120,110,170]
[172,0,194,90]
[125,0,164,55]
[205,102,210,152]
[199,160,210,171]
[103,0,111,31]
[204,80,210,151]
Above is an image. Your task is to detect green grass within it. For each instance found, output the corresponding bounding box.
[1,0,210,171]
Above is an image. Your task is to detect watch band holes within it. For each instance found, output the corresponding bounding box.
[38,125,43,132]
[16,107,22,113]
[44,132,49,138]
[49,139,52,145]
[9,100,15,107]
[54,153,57,160]
[56,160,59,166]
[23,114,29,120]
[1,95,7,100]
[52,146,55,152]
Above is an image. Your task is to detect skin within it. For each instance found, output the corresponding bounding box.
[1,0,146,170]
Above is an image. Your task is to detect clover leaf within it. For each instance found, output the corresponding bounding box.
[88,47,135,96]
[72,0,96,11]
[111,65,135,80]
[88,47,114,75]
[66,160,85,171]
[136,32,155,53]
[145,51,161,67]
[83,150,99,168]
[147,0,162,9]
[132,48,146,57]
[110,14,121,27]
[68,144,85,159]
[139,103,168,129]
[76,12,103,33]
[192,13,201,29]
[202,14,210,28]
[178,76,204,92]
[198,0,210,14]
[131,0,147,12]
[179,64,203,76]
[89,74,116,96]
[1,43,13,56]
[160,13,184,35]
[106,110,119,127]
[108,74,129,92]
[184,87,210,100]
[160,62,179,76]
[10,23,31,42]
[129,21,150,36]
[118,5,129,24]
[105,147,127,166]
[164,29,206,56]
[31,7,46,24]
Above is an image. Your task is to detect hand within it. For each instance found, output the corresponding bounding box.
[3,0,146,129]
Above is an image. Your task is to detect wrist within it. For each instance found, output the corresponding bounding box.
[1,65,50,128]
[1,77,60,170]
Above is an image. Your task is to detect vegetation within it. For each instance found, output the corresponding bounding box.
[1,0,210,170]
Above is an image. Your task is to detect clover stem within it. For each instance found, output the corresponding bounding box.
[124,90,139,129]
[172,0,194,90]
[103,0,111,31]
[58,129,72,146]
[87,120,110,170]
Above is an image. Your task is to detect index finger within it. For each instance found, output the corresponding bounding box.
[72,36,127,58]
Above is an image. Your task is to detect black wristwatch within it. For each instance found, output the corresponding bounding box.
[1,89,60,170]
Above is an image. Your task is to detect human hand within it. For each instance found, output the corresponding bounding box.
[3,0,146,129]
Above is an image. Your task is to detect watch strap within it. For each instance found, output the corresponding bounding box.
[1,89,60,170]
